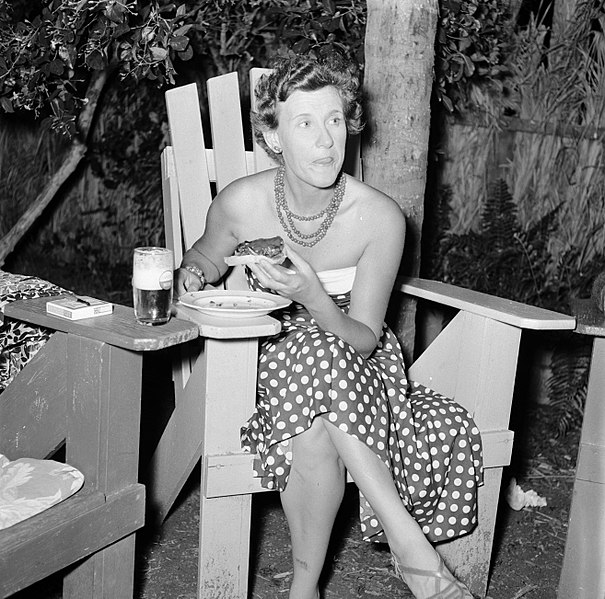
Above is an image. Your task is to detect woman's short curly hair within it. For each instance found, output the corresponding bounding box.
[251,53,364,163]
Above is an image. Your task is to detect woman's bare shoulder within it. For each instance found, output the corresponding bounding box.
[211,168,276,214]
[348,176,406,233]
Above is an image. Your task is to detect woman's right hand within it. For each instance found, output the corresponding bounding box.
[248,247,324,307]
[174,267,204,298]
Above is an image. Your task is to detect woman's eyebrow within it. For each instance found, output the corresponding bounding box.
[292,108,344,119]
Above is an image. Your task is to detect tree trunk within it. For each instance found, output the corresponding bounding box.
[362,0,438,359]
[0,69,109,267]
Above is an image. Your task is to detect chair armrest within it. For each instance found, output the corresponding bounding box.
[571,298,605,337]
[4,296,200,351]
[397,276,576,331]
[175,304,281,339]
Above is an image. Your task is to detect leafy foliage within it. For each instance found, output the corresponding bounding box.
[427,179,604,435]
[272,0,366,65]
[182,0,365,77]
[431,180,559,308]
[435,0,512,112]
[0,0,197,135]
[0,0,514,137]
[547,336,591,437]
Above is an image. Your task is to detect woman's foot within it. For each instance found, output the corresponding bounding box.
[391,552,473,599]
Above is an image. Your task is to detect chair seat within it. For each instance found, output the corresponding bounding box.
[0,482,145,597]
[0,453,84,530]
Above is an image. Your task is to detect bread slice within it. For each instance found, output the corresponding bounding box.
[224,236,286,266]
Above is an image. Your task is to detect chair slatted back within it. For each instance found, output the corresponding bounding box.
[162,67,361,275]
[162,68,274,285]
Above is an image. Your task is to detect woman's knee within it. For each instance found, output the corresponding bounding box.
[291,417,344,474]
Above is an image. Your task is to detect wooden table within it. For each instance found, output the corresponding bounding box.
[558,299,605,599]
[0,296,199,597]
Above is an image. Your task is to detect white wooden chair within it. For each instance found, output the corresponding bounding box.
[150,69,576,598]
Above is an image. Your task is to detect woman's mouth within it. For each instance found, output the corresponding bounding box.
[313,157,334,166]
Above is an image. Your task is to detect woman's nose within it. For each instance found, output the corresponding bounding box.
[316,126,334,148]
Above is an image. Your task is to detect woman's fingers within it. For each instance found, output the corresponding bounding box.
[249,260,297,295]
[251,260,286,285]
[175,268,203,296]
[284,246,305,268]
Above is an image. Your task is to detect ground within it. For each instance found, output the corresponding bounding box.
[12,390,578,599]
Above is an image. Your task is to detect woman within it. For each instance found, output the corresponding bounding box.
[175,54,481,599]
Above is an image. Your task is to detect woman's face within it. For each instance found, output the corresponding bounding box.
[266,86,347,190]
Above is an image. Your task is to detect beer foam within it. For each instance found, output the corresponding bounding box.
[133,269,173,290]
[133,247,174,290]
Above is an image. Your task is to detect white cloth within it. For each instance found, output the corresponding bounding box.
[317,266,357,295]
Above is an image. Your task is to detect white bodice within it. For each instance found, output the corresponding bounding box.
[317,266,357,295]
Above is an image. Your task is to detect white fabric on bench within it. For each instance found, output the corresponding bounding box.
[0,454,84,530]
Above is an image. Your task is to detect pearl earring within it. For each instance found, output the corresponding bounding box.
[273,145,282,153]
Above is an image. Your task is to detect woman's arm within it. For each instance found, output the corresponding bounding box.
[174,181,244,296]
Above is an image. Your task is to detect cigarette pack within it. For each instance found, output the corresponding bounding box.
[46,296,114,320]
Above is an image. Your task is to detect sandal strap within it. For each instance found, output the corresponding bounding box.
[427,583,471,599]
[392,554,451,582]
[392,554,473,599]
[393,554,450,580]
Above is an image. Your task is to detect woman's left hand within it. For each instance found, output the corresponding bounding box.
[248,246,323,306]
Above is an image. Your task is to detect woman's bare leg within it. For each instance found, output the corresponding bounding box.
[280,418,346,599]
[319,417,457,599]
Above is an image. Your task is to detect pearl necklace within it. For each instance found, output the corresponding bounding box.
[274,165,346,247]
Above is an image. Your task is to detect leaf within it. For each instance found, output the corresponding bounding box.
[173,24,194,36]
[85,49,105,70]
[150,46,168,61]
[168,36,189,52]
[321,0,336,14]
[292,38,311,53]
[0,96,14,113]
[463,54,475,77]
[177,46,193,61]
[160,3,177,14]
[105,2,126,24]
[49,59,64,75]
[114,22,130,37]
[440,94,454,113]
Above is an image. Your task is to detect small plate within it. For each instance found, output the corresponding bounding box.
[179,290,291,319]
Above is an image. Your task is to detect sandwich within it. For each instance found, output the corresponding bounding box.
[224,236,288,266]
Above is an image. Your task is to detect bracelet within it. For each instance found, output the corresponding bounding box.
[189,246,221,280]
[183,264,207,288]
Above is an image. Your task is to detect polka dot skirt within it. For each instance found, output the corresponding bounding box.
[241,278,483,544]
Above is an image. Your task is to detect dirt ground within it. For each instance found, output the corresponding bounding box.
[131,404,579,599]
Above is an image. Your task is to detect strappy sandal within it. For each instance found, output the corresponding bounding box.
[391,553,474,599]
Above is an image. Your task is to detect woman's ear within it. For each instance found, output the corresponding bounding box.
[263,130,281,153]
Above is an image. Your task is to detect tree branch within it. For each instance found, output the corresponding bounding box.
[0,68,111,266]
[77,68,111,140]
[0,140,86,266]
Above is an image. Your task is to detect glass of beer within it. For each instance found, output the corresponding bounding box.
[132,247,174,325]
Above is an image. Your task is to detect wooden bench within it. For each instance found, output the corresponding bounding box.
[0,298,199,598]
